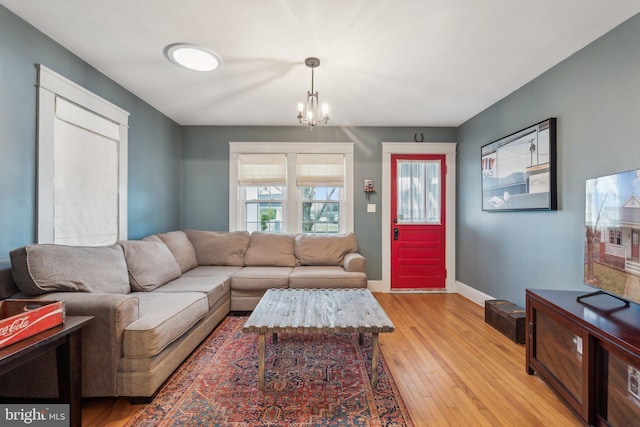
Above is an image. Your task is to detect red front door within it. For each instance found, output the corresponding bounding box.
[391,154,446,290]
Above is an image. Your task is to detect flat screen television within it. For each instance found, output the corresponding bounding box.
[585,168,640,306]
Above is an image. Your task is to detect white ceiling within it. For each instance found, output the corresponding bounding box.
[2,1,639,127]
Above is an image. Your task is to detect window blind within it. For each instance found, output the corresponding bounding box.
[56,97,120,140]
[53,97,119,245]
[296,153,345,186]
[237,153,287,186]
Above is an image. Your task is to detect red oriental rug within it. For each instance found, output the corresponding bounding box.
[126,316,413,426]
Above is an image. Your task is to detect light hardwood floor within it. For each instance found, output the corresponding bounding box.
[82,293,583,426]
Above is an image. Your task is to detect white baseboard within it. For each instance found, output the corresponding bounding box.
[368,279,495,307]
[367,280,386,292]
[455,280,494,307]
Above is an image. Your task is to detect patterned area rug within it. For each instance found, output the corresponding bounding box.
[127,316,413,426]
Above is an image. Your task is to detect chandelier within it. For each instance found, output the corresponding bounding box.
[297,57,329,129]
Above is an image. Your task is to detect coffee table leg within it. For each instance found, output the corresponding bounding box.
[358,333,364,345]
[371,333,379,389]
[258,333,266,391]
[273,332,278,343]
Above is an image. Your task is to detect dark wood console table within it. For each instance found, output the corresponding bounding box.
[0,316,93,427]
[526,289,640,426]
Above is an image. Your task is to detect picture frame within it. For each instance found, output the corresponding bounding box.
[481,118,557,211]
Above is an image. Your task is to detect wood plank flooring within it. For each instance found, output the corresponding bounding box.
[81,293,583,426]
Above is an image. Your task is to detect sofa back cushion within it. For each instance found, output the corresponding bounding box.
[244,232,296,267]
[294,233,358,266]
[156,231,199,273]
[10,244,130,295]
[0,265,19,300]
[185,230,250,266]
[119,236,182,292]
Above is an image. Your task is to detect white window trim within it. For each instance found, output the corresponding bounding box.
[229,142,354,234]
[36,64,130,243]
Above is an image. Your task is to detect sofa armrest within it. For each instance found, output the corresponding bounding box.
[343,252,366,273]
[38,292,139,397]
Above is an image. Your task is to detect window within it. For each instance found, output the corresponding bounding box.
[244,186,283,232]
[230,143,354,234]
[609,228,622,245]
[296,153,345,234]
[36,65,129,245]
[300,187,341,233]
[236,153,286,232]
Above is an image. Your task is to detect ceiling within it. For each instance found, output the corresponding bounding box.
[2,1,640,127]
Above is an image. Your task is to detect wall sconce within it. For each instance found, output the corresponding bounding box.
[364,179,376,201]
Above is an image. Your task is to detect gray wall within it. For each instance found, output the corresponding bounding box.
[0,5,181,263]
[180,126,457,279]
[457,13,640,306]
[5,2,638,302]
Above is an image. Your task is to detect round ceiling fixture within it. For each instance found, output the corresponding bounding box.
[163,43,222,72]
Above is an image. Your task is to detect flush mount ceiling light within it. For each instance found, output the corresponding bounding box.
[164,43,222,72]
[297,57,329,129]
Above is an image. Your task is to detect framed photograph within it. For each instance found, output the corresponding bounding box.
[481,118,557,211]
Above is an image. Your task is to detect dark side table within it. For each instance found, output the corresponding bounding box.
[0,316,93,427]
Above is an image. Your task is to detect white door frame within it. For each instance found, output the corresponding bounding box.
[377,142,457,293]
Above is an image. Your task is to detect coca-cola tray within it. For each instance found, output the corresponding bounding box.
[0,300,65,349]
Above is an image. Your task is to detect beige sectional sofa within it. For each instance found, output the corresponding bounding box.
[0,230,366,400]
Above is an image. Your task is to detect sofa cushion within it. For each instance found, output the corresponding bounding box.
[0,267,19,300]
[185,230,250,266]
[123,292,208,359]
[155,275,231,310]
[244,232,296,267]
[10,244,130,295]
[156,231,198,273]
[294,233,358,266]
[182,265,243,278]
[119,236,182,292]
[289,266,367,289]
[231,267,292,292]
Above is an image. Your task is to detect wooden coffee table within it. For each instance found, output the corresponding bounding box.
[243,288,394,391]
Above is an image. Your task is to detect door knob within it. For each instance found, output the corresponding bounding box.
[394,228,399,240]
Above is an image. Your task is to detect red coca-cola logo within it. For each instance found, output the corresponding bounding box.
[0,316,29,337]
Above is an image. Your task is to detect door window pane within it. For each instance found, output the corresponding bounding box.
[397,159,441,224]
